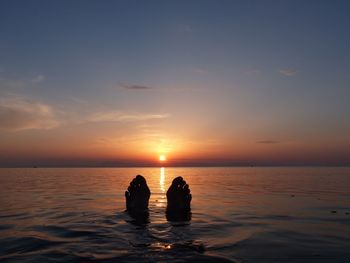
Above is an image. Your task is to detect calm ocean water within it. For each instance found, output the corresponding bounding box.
[0,167,349,262]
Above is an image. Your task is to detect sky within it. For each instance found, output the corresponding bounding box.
[0,0,349,167]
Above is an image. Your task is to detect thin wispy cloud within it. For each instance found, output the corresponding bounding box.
[279,69,298,76]
[95,137,114,146]
[87,111,170,123]
[120,83,153,90]
[0,73,45,88]
[66,96,89,105]
[119,82,207,93]
[256,140,280,144]
[32,74,45,83]
[0,77,25,88]
[0,95,59,131]
[194,68,208,75]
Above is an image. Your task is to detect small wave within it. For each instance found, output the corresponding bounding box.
[0,224,14,231]
[0,236,65,256]
[0,212,30,219]
[31,225,98,239]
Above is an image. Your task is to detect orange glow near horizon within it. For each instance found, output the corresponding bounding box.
[1,125,350,166]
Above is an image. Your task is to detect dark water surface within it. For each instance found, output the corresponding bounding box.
[0,167,350,262]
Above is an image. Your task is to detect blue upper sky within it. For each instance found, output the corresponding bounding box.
[0,0,349,166]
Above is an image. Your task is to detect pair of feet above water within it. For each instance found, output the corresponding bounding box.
[125,175,192,220]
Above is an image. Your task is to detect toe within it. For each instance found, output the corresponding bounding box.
[187,194,192,202]
[177,179,186,189]
[183,184,190,194]
[136,174,146,184]
[130,180,137,189]
[135,175,148,189]
[172,176,183,186]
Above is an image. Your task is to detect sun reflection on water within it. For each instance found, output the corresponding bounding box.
[160,167,165,193]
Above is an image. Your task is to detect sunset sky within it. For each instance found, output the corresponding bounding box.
[0,0,349,166]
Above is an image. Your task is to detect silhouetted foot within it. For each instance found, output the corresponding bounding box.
[125,175,150,213]
[166,177,192,220]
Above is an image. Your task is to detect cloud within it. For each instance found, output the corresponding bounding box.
[32,74,45,83]
[256,140,280,144]
[279,69,298,76]
[87,111,170,122]
[95,137,114,146]
[0,95,59,131]
[119,82,207,93]
[0,73,45,88]
[0,78,25,88]
[194,68,208,75]
[120,83,153,90]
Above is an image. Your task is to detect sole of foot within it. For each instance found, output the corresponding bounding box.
[125,175,151,213]
[166,176,192,217]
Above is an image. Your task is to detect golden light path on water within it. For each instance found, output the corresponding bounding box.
[155,167,166,208]
[160,167,165,193]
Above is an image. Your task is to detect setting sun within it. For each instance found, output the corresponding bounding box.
[159,155,167,162]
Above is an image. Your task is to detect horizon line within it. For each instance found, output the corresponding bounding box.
[1,164,350,168]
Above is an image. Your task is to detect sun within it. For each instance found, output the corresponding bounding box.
[159,155,166,162]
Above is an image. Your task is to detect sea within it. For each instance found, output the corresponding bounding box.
[0,167,349,262]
